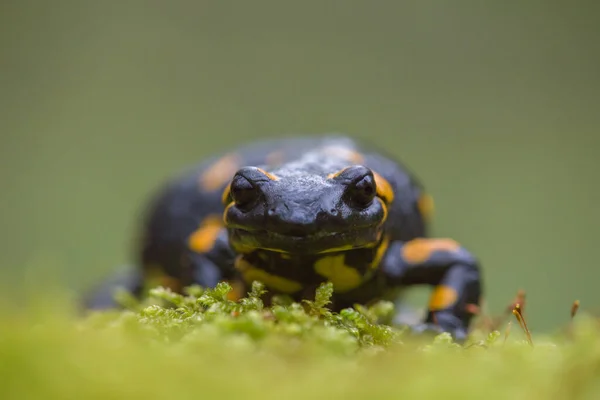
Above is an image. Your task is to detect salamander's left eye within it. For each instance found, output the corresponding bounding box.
[230,174,261,211]
[346,173,376,208]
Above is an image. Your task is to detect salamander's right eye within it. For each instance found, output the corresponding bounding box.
[348,173,376,208]
[230,174,260,211]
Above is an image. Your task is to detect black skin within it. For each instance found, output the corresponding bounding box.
[84,135,483,341]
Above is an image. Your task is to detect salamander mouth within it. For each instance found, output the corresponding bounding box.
[229,227,382,254]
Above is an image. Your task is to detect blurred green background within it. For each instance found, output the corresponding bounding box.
[1,1,598,332]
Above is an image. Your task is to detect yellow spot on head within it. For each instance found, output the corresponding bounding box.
[199,153,241,191]
[313,255,363,292]
[235,257,302,293]
[327,167,351,180]
[401,238,461,264]
[372,171,394,204]
[321,146,365,164]
[418,193,435,221]
[348,151,365,164]
[221,184,231,205]
[188,215,223,253]
[428,285,458,311]
[255,167,279,181]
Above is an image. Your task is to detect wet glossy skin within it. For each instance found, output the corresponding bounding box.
[84,135,483,341]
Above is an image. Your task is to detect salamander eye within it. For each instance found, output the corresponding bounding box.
[230,174,260,211]
[346,173,376,208]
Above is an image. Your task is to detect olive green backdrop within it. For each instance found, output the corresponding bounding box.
[2,1,599,332]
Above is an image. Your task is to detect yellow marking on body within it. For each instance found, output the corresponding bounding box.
[327,166,351,180]
[230,242,256,254]
[199,153,241,191]
[265,150,285,166]
[313,255,363,292]
[188,215,223,253]
[370,235,390,269]
[321,146,365,164]
[428,285,458,310]
[256,167,279,181]
[143,265,183,293]
[142,264,170,292]
[401,238,461,264]
[372,171,394,204]
[158,276,183,292]
[235,257,302,293]
[225,279,246,301]
[418,193,435,221]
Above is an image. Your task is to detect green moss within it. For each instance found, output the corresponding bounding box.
[1,282,600,399]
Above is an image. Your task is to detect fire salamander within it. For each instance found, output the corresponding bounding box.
[85,135,482,340]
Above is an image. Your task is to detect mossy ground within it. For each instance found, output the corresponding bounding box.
[1,282,599,400]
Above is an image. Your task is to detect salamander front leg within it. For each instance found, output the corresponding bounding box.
[381,238,483,342]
